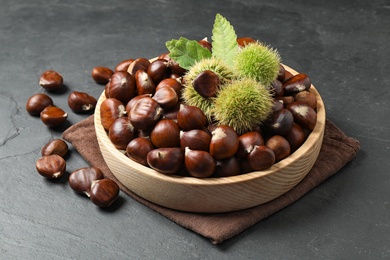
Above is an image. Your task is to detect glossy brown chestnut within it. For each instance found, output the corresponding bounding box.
[135,69,156,95]
[180,129,211,152]
[156,78,183,99]
[68,167,104,196]
[236,131,265,159]
[36,154,66,179]
[198,37,212,51]
[283,73,311,95]
[129,96,162,130]
[68,91,97,113]
[287,101,317,130]
[147,147,184,175]
[39,70,63,91]
[150,119,180,148]
[184,147,215,178]
[100,98,126,130]
[127,58,150,76]
[152,86,178,109]
[210,125,239,160]
[270,79,284,97]
[285,123,306,152]
[265,108,294,136]
[90,179,120,207]
[91,66,114,84]
[247,145,276,170]
[115,59,135,72]
[293,91,317,110]
[41,139,68,158]
[193,70,220,98]
[108,117,136,150]
[266,135,291,162]
[213,156,241,177]
[162,102,181,120]
[40,106,68,127]
[106,71,136,105]
[176,104,207,131]
[237,37,256,47]
[126,137,155,166]
[147,59,170,84]
[277,64,286,82]
[125,94,151,115]
[26,93,53,116]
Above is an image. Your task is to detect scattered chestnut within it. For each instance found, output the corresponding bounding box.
[247,145,276,170]
[266,135,291,162]
[90,179,120,207]
[152,86,178,109]
[67,91,97,113]
[40,106,68,127]
[213,156,241,177]
[26,93,53,116]
[210,125,239,160]
[36,154,66,179]
[100,98,126,130]
[147,59,170,84]
[108,117,136,150]
[126,137,154,166]
[177,104,207,131]
[236,131,265,159]
[41,139,68,158]
[283,73,311,95]
[115,59,135,72]
[91,66,114,84]
[135,69,156,95]
[150,119,180,148]
[147,147,184,175]
[192,70,220,98]
[180,129,211,152]
[129,96,162,130]
[127,58,150,76]
[287,101,317,130]
[184,147,215,178]
[68,167,104,196]
[285,123,306,152]
[106,71,136,105]
[39,70,63,91]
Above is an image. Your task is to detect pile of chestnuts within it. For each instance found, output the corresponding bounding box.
[99,37,318,178]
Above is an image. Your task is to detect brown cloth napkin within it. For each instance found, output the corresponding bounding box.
[62,116,360,244]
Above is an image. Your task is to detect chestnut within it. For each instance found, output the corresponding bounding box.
[192,70,220,98]
[135,69,156,95]
[108,117,136,150]
[210,125,239,160]
[126,137,154,166]
[270,79,284,97]
[213,156,241,177]
[67,91,97,113]
[26,93,53,116]
[266,135,291,162]
[180,129,211,152]
[237,37,256,47]
[115,58,135,72]
[91,66,114,84]
[285,123,306,152]
[176,104,207,131]
[36,154,66,179]
[162,102,181,120]
[127,58,150,76]
[106,71,136,105]
[277,64,286,82]
[147,59,170,84]
[198,37,212,51]
[264,108,294,136]
[68,167,104,196]
[293,91,317,110]
[236,131,265,159]
[90,179,120,208]
[247,145,276,170]
[125,94,151,115]
[184,147,215,178]
[39,70,63,91]
[287,101,317,130]
[40,106,68,127]
[156,78,183,99]
[283,73,311,95]
[129,96,162,130]
[150,119,180,148]
[100,98,126,130]
[41,139,68,158]
[147,147,184,175]
[152,86,178,109]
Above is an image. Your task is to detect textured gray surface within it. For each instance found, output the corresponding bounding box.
[0,0,389,259]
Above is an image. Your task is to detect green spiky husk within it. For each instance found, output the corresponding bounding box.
[212,78,274,134]
[234,42,281,86]
[182,57,237,118]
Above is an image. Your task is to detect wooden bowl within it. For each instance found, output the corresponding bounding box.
[94,65,326,213]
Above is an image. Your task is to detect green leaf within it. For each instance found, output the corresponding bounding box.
[211,13,238,66]
[165,37,212,70]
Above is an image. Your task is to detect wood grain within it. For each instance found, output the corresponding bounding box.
[94,65,326,213]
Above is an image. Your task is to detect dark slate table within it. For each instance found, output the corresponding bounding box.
[1,0,388,259]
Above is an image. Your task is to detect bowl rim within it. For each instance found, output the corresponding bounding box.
[94,64,326,187]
